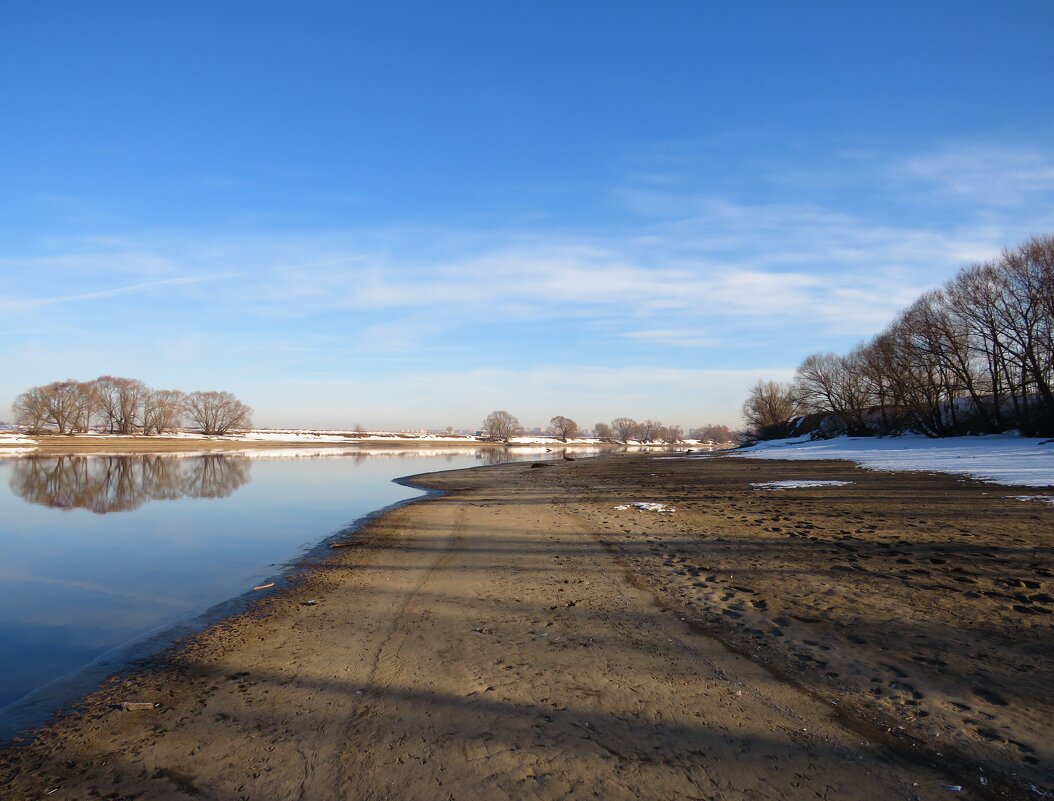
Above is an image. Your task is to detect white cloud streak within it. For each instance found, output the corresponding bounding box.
[895,143,1054,204]
[4,138,1052,427]
[0,273,242,314]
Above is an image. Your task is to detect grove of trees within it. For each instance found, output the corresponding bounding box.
[12,376,253,436]
[744,235,1054,439]
[600,417,690,444]
[479,413,729,445]
[689,424,736,444]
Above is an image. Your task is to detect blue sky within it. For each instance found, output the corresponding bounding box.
[2,1,1053,430]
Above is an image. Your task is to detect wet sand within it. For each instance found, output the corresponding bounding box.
[1,454,1050,799]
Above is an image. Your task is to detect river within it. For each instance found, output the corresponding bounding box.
[0,447,589,740]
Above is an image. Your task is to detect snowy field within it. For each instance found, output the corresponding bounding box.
[731,434,1054,488]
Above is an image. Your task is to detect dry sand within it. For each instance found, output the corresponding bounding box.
[1,454,1050,800]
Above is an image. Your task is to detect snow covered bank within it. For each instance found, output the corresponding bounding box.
[0,432,37,455]
[731,434,1054,487]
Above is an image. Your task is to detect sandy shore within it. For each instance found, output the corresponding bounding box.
[1,454,1050,799]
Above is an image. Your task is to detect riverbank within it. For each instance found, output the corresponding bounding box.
[0,432,660,457]
[2,454,1050,799]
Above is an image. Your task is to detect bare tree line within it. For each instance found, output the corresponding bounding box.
[12,376,253,436]
[744,235,1054,438]
[481,411,735,445]
[600,420,736,444]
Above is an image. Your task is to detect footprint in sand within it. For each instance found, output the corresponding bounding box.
[972,687,1009,706]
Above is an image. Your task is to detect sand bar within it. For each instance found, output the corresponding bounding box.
[2,454,1050,799]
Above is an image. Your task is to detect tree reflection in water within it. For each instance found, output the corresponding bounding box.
[478,448,513,465]
[9,455,252,514]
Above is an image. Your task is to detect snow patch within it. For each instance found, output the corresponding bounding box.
[731,434,1054,487]
[751,480,852,490]
[614,502,676,513]
[0,433,37,445]
[1009,495,1054,505]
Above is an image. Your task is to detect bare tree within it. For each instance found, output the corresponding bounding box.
[91,376,123,434]
[547,415,579,442]
[947,263,1012,429]
[13,386,50,433]
[116,379,150,434]
[662,424,683,444]
[997,237,1054,434]
[481,410,523,443]
[610,417,638,443]
[636,419,663,442]
[70,381,99,432]
[593,422,614,440]
[143,390,186,434]
[89,376,150,434]
[42,380,85,434]
[185,391,253,435]
[792,352,873,432]
[691,424,733,443]
[793,353,844,416]
[742,380,800,437]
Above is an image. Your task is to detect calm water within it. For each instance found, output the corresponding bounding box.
[0,447,577,739]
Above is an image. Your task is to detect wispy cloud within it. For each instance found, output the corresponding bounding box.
[895,142,1054,204]
[5,137,1052,428]
[0,273,242,314]
[0,195,1003,358]
[621,328,718,347]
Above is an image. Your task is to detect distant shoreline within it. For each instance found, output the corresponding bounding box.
[0,431,713,457]
[0,434,632,453]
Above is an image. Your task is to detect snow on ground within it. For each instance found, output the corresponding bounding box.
[614,502,676,513]
[0,432,37,445]
[0,432,37,455]
[731,434,1054,487]
[751,480,852,490]
[1009,495,1054,505]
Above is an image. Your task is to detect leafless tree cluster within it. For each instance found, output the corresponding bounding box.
[184,391,254,436]
[593,422,614,439]
[742,380,802,438]
[12,376,253,436]
[747,235,1054,438]
[689,424,736,444]
[604,417,683,443]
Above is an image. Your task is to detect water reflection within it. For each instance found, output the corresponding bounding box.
[9,455,251,514]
